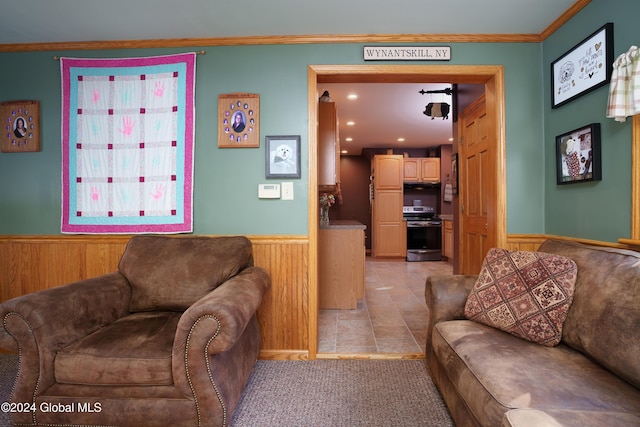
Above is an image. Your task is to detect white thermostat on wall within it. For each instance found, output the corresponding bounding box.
[258,183,281,199]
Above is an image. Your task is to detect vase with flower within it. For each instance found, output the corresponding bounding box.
[319,192,335,225]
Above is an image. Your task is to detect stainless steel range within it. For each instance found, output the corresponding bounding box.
[403,206,442,262]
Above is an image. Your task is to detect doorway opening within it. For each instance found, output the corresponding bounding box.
[308,64,506,359]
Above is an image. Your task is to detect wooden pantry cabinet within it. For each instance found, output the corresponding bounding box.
[403,158,441,183]
[372,155,405,258]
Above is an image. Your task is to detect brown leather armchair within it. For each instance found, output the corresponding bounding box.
[0,235,270,427]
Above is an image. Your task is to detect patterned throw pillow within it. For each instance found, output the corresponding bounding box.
[464,248,578,347]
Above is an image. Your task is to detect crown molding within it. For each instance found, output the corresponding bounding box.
[0,0,591,53]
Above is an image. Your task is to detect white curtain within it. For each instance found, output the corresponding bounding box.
[606,45,640,122]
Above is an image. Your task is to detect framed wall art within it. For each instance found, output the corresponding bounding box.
[451,153,458,194]
[265,135,301,178]
[551,23,614,109]
[555,123,601,185]
[218,93,259,148]
[1,100,40,153]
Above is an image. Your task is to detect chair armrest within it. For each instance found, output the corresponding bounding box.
[0,272,131,400]
[174,266,270,356]
[0,272,132,352]
[425,274,477,350]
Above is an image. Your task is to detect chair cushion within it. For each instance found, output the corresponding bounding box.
[464,248,577,346]
[55,311,181,386]
[119,235,253,312]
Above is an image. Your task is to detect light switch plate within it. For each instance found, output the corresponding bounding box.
[258,183,280,198]
[281,182,294,200]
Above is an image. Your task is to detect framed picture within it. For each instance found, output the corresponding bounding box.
[1,100,40,153]
[551,23,614,109]
[218,93,259,148]
[265,135,301,179]
[555,123,601,185]
[451,153,458,195]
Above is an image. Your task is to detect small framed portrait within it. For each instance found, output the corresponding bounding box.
[218,93,260,148]
[1,100,41,153]
[555,123,601,185]
[265,135,301,179]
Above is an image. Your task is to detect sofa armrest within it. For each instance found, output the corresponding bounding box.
[0,272,131,399]
[425,274,477,350]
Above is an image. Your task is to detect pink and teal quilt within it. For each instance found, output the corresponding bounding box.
[60,53,196,234]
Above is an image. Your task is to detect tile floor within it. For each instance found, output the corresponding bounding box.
[318,257,453,354]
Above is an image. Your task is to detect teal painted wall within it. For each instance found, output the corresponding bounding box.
[543,0,636,242]
[0,42,546,236]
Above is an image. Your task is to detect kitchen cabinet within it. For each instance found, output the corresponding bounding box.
[374,155,403,190]
[372,155,405,257]
[318,221,366,309]
[318,101,340,190]
[403,158,441,183]
[443,219,454,260]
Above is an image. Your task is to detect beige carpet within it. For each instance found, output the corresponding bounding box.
[0,355,453,426]
[230,359,453,426]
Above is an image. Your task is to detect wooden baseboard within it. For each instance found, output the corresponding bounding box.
[259,350,309,360]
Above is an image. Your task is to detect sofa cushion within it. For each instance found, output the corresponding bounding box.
[538,239,640,389]
[119,235,253,312]
[464,248,577,346]
[55,311,181,386]
[502,408,640,427]
[432,320,640,426]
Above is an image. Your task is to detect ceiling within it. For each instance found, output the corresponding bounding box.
[1,0,581,156]
[318,82,485,155]
[0,1,578,45]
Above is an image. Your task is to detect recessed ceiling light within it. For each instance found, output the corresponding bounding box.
[347,93,358,100]
[397,137,405,142]
[448,137,454,142]
[346,121,355,126]
[345,137,353,142]
[341,150,348,154]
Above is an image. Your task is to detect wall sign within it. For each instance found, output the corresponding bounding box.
[551,23,614,109]
[363,46,451,61]
[1,100,40,153]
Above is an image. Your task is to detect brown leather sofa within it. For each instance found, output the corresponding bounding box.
[0,235,270,427]
[425,239,640,427]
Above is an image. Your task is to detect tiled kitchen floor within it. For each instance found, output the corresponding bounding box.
[318,257,453,354]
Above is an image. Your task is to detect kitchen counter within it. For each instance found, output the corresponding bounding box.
[439,214,454,221]
[319,220,366,230]
[318,221,366,309]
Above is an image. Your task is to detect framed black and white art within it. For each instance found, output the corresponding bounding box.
[265,135,301,179]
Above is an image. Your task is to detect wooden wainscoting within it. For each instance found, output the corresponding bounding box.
[0,235,310,358]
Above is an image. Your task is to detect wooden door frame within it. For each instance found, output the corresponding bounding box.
[307,64,506,359]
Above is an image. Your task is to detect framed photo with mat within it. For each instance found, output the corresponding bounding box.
[265,135,301,178]
[555,123,601,185]
[218,93,259,148]
[1,100,40,153]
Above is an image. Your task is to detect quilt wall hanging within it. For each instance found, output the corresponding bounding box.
[60,53,196,234]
